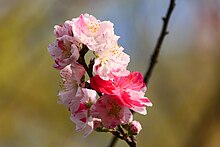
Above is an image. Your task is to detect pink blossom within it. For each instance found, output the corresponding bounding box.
[58,65,85,107]
[129,120,142,135]
[58,65,78,106]
[91,95,133,128]
[69,88,97,113]
[93,45,130,80]
[54,20,73,38]
[90,72,152,115]
[72,14,119,52]
[48,20,81,70]
[70,88,97,137]
[70,109,94,137]
[71,62,86,84]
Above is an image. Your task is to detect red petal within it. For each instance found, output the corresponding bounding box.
[90,75,115,94]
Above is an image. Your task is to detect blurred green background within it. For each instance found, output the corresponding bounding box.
[0,0,220,147]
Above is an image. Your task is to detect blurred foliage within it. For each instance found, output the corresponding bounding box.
[0,0,219,147]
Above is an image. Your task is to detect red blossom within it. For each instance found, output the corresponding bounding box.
[91,72,152,114]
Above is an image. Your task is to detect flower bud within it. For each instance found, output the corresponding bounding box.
[93,118,102,130]
[129,120,142,135]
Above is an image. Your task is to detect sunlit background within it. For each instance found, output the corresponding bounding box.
[0,0,220,147]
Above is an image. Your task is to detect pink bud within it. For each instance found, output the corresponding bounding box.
[129,121,142,135]
[93,118,102,130]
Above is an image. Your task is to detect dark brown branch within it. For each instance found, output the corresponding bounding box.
[78,47,103,97]
[77,45,93,78]
[109,128,136,147]
[144,0,176,84]
[109,136,119,147]
[108,135,119,147]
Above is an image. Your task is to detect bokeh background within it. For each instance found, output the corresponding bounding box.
[0,0,220,147]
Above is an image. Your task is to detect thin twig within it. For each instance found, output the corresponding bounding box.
[109,136,118,147]
[144,0,176,84]
[108,135,119,147]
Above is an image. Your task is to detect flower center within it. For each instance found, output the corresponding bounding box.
[87,21,100,33]
[58,40,72,58]
[101,57,109,65]
[107,102,121,117]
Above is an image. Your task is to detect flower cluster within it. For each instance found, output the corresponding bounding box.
[48,14,152,137]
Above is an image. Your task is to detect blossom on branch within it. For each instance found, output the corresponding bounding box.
[90,72,152,115]
[58,65,79,106]
[72,14,119,52]
[91,95,133,128]
[48,13,152,138]
[48,21,81,69]
[70,88,97,137]
[93,44,130,80]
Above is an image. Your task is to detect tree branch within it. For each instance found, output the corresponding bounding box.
[77,45,93,78]
[144,0,176,84]
[109,128,136,147]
